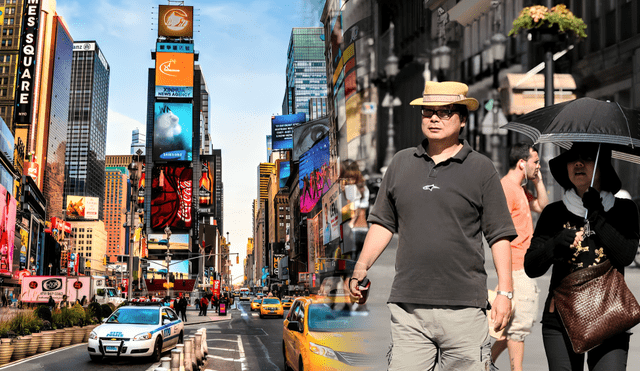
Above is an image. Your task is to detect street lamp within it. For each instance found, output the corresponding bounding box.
[48,263,52,276]
[127,152,140,300]
[381,22,401,170]
[489,1,508,175]
[164,225,172,298]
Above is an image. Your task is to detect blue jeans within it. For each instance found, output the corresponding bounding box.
[542,324,630,371]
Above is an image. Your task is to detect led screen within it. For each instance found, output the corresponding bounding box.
[151,166,193,229]
[155,51,194,98]
[292,118,329,161]
[158,5,193,38]
[271,113,306,150]
[278,161,290,189]
[149,260,189,274]
[0,183,16,276]
[65,196,99,220]
[299,136,331,213]
[153,102,193,161]
[147,233,189,250]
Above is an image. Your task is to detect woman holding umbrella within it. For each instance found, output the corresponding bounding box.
[524,143,639,370]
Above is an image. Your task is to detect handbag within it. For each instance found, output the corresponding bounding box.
[553,259,640,354]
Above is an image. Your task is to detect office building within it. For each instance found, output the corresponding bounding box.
[70,220,108,275]
[282,28,327,117]
[104,166,127,263]
[64,41,110,221]
[130,128,146,155]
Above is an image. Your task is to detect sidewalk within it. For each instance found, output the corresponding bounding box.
[182,304,234,325]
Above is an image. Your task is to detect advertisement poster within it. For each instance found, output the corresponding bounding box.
[148,260,189,274]
[151,166,193,229]
[271,113,306,150]
[299,136,331,213]
[65,196,99,220]
[322,183,341,244]
[155,52,194,98]
[153,102,193,161]
[0,184,15,276]
[307,215,319,274]
[147,233,189,250]
[212,280,220,297]
[278,161,290,189]
[292,117,329,161]
[158,5,193,38]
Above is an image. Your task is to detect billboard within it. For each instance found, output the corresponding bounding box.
[65,196,99,220]
[150,166,193,229]
[20,276,91,303]
[14,0,42,126]
[278,161,290,189]
[271,113,306,150]
[148,260,190,274]
[158,5,193,38]
[292,117,329,161]
[153,102,193,161]
[299,136,331,213]
[0,117,14,162]
[155,51,194,98]
[0,183,15,276]
[147,233,189,250]
[322,183,341,243]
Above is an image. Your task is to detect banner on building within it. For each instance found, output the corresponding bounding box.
[271,113,306,150]
[158,5,193,38]
[155,51,194,98]
[65,196,99,220]
[292,117,329,161]
[147,233,189,250]
[14,0,42,126]
[299,136,331,213]
[322,183,341,244]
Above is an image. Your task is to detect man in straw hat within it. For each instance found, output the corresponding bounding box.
[349,81,517,370]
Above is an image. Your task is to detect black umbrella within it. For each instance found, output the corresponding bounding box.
[502,97,640,164]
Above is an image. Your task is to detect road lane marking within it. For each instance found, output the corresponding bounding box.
[237,334,248,371]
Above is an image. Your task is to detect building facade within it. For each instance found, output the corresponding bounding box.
[282,28,327,117]
[104,166,127,263]
[130,128,146,155]
[70,220,108,275]
[64,41,110,221]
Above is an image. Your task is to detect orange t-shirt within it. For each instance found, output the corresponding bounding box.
[500,177,534,271]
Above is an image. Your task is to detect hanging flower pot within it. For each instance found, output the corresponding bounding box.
[509,5,587,41]
[0,338,14,365]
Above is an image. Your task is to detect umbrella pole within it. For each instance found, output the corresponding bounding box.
[583,144,602,237]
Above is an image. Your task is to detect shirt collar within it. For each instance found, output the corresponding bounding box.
[414,139,473,163]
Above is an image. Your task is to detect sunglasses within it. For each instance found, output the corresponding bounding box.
[565,152,596,163]
[421,108,458,119]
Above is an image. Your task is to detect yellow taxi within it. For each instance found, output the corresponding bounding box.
[282,294,378,370]
[282,297,294,310]
[260,297,284,318]
[250,298,261,311]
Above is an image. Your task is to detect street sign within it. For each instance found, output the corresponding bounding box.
[485,99,494,111]
[362,102,376,114]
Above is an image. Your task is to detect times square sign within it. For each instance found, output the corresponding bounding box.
[14,0,41,126]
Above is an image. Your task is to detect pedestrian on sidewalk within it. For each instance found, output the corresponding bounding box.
[48,296,55,311]
[348,81,517,370]
[213,295,219,313]
[195,297,200,312]
[199,296,208,316]
[491,142,548,371]
[178,294,187,322]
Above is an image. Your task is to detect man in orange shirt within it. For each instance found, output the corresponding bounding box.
[492,142,548,371]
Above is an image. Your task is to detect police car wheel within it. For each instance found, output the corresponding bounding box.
[90,355,102,363]
[150,337,163,362]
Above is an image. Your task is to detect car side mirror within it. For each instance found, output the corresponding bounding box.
[163,318,171,325]
[102,318,108,323]
[287,321,302,333]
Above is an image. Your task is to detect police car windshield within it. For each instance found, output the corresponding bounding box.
[106,308,159,325]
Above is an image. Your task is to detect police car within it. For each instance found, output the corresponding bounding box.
[87,304,184,362]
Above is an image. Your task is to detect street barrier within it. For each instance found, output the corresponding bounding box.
[160,356,171,369]
[199,328,208,356]
[194,333,203,365]
[170,348,181,371]
[184,338,194,371]
[176,344,186,371]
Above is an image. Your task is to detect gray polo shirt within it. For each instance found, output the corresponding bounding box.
[369,140,516,308]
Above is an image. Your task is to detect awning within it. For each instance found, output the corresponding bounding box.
[447,0,492,27]
[501,73,577,115]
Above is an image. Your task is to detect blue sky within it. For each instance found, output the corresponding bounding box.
[56,0,324,281]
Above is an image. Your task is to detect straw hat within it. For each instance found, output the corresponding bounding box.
[410,81,479,111]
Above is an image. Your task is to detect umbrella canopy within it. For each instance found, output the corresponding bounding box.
[502,97,640,164]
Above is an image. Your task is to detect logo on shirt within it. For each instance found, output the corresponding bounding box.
[422,184,440,191]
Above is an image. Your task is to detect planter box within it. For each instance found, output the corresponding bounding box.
[0,339,14,365]
[37,331,55,353]
[71,327,85,344]
[11,336,30,360]
[83,325,97,343]
[50,329,63,349]
[59,328,73,347]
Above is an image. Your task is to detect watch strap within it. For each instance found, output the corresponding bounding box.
[496,290,513,299]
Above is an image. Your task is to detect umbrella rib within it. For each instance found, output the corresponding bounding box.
[616,102,635,149]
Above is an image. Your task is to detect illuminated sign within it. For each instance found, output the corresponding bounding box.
[150,166,192,229]
[155,52,194,98]
[157,42,194,53]
[271,113,306,150]
[0,183,16,277]
[299,136,331,213]
[65,196,99,220]
[158,5,193,38]
[14,0,42,126]
[153,102,193,161]
[147,233,189,250]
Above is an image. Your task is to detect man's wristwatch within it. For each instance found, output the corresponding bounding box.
[496,290,513,300]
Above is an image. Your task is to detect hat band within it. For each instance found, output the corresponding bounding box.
[422,94,467,103]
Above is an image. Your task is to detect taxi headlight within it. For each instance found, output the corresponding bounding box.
[133,332,152,341]
[88,331,97,340]
[309,342,338,361]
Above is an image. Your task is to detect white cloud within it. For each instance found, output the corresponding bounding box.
[105,109,145,155]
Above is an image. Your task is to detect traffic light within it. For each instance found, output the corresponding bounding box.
[204,268,209,278]
[236,255,239,264]
[103,256,107,265]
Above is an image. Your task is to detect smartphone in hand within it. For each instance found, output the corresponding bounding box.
[357,277,371,305]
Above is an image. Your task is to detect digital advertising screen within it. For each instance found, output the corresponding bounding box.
[0,183,16,276]
[65,196,99,220]
[155,51,194,98]
[147,233,189,250]
[292,118,329,161]
[149,260,190,275]
[150,166,193,230]
[298,135,331,213]
[278,161,290,189]
[153,102,193,161]
[271,113,306,150]
[158,5,193,38]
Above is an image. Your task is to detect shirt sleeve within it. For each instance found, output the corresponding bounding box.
[367,156,398,233]
[481,169,517,246]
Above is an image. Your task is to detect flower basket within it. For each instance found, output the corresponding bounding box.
[0,338,13,365]
[509,5,587,40]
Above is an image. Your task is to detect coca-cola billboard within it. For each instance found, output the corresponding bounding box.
[151,165,192,229]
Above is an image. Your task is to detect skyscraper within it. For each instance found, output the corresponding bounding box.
[282,28,327,117]
[104,165,127,263]
[130,128,146,155]
[64,41,110,221]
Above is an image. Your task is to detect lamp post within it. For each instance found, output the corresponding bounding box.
[432,7,452,82]
[381,22,401,171]
[126,152,140,300]
[489,1,508,175]
[48,263,52,276]
[164,225,172,298]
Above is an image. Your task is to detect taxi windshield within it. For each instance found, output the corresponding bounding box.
[307,303,371,332]
[106,308,159,325]
[262,299,280,304]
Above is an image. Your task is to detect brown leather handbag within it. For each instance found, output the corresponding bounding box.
[553,260,640,354]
